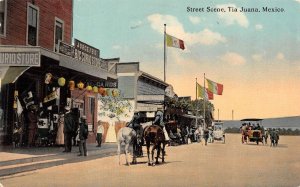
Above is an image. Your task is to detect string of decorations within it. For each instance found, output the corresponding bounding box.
[54,75,119,97]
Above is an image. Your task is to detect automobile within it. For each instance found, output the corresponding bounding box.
[212,121,225,144]
[240,118,264,145]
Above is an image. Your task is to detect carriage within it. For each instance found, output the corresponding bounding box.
[164,114,203,145]
[241,118,264,145]
[212,121,225,143]
[178,114,203,143]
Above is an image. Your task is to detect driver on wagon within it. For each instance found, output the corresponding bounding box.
[153,107,170,142]
[127,110,143,138]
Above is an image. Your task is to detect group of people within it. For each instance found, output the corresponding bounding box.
[240,123,280,146]
[63,106,88,156]
[126,108,170,145]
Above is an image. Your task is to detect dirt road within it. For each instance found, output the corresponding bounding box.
[1,134,300,187]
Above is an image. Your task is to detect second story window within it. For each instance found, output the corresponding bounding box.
[54,18,64,51]
[0,0,7,36]
[27,3,39,46]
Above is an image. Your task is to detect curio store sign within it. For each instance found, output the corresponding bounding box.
[0,50,40,67]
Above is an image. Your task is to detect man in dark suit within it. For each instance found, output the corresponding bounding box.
[78,116,88,156]
[63,106,75,152]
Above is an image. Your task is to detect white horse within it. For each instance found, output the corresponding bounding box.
[117,127,137,166]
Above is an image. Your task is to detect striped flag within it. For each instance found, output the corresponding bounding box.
[197,83,213,100]
[206,78,223,95]
[166,33,185,50]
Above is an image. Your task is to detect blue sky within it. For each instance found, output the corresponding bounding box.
[73,0,300,120]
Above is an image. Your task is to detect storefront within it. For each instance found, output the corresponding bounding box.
[0,45,117,145]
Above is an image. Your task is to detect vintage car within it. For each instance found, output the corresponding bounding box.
[241,118,264,145]
[212,121,225,143]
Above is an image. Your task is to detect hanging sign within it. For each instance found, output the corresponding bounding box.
[43,90,59,103]
[74,39,102,68]
[58,41,75,57]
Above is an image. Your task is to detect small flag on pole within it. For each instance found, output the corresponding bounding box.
[197,83,213,100]
[206,78,223,95]
[166,33,185,50]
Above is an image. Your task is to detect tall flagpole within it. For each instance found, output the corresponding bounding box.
[203,73,206,129]
[195,78,198,127]
[164,24,166,82]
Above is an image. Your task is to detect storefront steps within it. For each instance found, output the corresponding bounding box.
[0,143,117,177]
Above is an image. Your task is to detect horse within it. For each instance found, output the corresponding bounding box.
[144,124,166,166]
[116,127,137,166]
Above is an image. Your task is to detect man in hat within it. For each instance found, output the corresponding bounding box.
[63,106,75,152]
[127,110,143,157]
[27,105,38,147]
[96,121,104,147]
[153,107,170,142]
[78,116,88,156]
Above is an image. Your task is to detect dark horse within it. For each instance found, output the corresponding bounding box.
[144,125,166,166]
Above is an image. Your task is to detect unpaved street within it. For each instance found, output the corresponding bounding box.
[1,134,300,187]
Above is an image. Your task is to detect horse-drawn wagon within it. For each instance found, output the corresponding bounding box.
[179,114,203,143]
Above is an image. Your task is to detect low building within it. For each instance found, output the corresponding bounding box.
[117,62,169,118]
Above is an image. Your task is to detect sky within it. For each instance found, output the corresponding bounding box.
[73,0,300,120]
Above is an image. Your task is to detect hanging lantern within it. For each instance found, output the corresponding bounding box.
[77,81,84,90]
[69,81,75,91]
[98,87,105,96]
[93,86,98,93]
[102,88,107,96]
[58,77,66,87]
[86,85,92,91]
[106,88,111,96]
[45,73,53,84]
[112,89,120,97]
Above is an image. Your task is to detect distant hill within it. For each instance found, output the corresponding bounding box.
[222,116,300,130]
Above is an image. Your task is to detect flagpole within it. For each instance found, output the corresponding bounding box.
[203,73,206,129]
[164,24,166,82]
[195,78,198,127]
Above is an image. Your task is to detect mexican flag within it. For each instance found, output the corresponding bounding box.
[166,33,185,50]
[197,83,214,100]
[206,78,223,95]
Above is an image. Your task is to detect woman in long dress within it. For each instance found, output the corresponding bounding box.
[56,114,64,145]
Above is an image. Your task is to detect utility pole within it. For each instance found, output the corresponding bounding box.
[232,110,234,120]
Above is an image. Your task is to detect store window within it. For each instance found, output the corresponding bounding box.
[54,18,64,51]
[0,0,7,36]
[27,3,39,46]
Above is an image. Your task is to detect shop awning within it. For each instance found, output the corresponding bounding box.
[1,66,30,85]
[59,55,117,80]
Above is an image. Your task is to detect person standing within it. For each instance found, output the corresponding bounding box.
[203,128,209,146]
[96,122,104,147]
[63,106,75,152]
[27,105,38,147]
[78,116,88,156]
